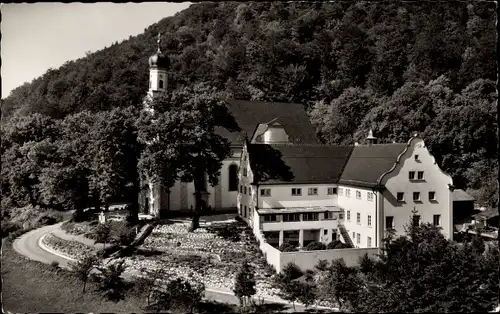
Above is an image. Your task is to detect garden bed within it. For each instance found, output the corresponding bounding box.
[41,233,98,260]
[125,220,281,299]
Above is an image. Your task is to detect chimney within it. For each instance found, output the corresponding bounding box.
[366,129,377,147]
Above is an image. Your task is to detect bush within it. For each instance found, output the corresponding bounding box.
[37,211,63,226]
[335,242,353,249]
[148,278,205,313]
[208,225,241,242]
[113,222,136,246]
[1,220,22,238]
[315,259,329,271]
[50,260,60,269]
[327,240,342,249]
[279,242,298,252]
[281,262,303,281]
[305,241,326,251]
[94,260,129,302]
[71,209,94,222]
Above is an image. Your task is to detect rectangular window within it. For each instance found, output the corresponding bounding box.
[339,188,344,196]
[308,187,318,195]
[368,215,372,227]
[386,216,394,229]
[347,210,351,221]
[409,171,415,180]
[327,187,337,195]
[357,233,360,245]
[339,213,344,220]
[260,189,271,197]
[433,214,441,226]
[413,192,421,201]
[417,171,424,180]
[397,192,405,202]
[367,192,374,201]
[353,232,355,239]
[244,186,247,195]
[291,188,302,196]
[264,214,277,222]
[240,185,243,193]
[283,213,300,222]
[325,212,336,220]
[356,191,361,199]
[429,191,436,201]
[303,213,319,221]
[244,206,247,217]
[324,229,328,235]
[357,213,361,224]
[367,237,372,248]
[243,168,248,177]
[346,189,351,198]
[414,154,419,161]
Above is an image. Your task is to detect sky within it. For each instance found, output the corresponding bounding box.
[1,2,192,98]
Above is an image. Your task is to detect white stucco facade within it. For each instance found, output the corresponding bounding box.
[379,137,454,241]
[337,185,378,248]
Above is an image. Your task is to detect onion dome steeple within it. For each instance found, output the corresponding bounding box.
[148,32,169,69]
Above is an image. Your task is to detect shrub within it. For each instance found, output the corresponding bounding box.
[281,262,303,281]
[279,242,298,252]
[113,222,136,246]
[69,253,101,293]
[305,241,326,251]
[148,278,205,313]
[37,211,63,226]
[50,260,60,269]
[335,242,353,249]
[233,260,256,309]
[208,225,241,242]
[93,222,111,247]
[72,209,94,222]
[315,259,329,271]
[1,220,22,238]
[327,240,342,249]
[358,253,375,274]
[94,260,129,302]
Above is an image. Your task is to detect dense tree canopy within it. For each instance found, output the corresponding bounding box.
[1,1,497,212]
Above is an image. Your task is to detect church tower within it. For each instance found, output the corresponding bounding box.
[148,33,169,96]
[141,33,170,218]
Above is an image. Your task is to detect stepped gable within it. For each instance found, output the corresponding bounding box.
[247,143,353,185]
[339,143,408,188]
[215,99,320,146]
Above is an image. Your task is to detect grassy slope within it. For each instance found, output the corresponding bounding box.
[1,240,144,313]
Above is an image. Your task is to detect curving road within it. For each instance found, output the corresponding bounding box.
[13,222,74,269]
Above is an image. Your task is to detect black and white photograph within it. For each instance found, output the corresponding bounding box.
[1,1,498,313]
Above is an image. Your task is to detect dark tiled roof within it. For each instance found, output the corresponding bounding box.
[247,143,353,184]
[452,189,476,202]
[339,144,408,187]
[216,100,320,146]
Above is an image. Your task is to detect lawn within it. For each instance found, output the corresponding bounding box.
[1,239,144,313]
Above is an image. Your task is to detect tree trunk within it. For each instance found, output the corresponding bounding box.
[82,280,87,294]
[189,172,205,232]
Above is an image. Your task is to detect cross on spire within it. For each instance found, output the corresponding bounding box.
[157,32,162,53]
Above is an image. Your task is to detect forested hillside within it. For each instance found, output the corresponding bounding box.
[1,1,497,219]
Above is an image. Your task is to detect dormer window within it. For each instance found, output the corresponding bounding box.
[414,154,419,161]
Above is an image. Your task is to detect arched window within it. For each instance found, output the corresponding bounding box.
[159,80,164,89]
[228,164,238,191]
